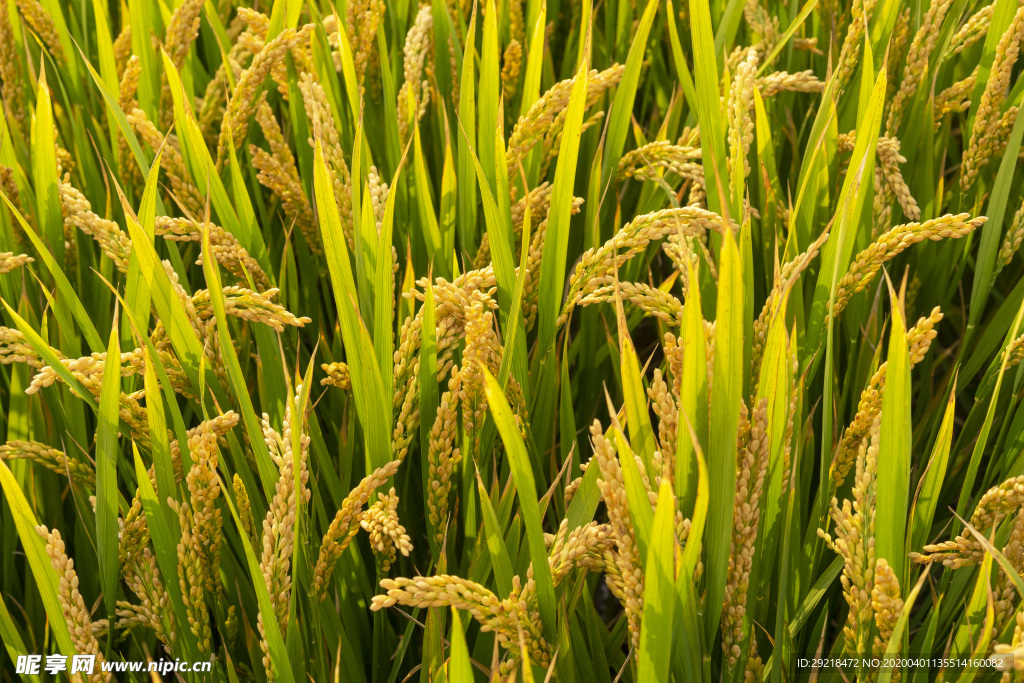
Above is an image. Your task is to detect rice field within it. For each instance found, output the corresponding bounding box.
[2,0,1024,680]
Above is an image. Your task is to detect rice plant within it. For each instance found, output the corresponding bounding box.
[3,0,1024,680]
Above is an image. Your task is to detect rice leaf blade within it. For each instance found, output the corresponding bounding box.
[637,480,676,683]
[314,139,392,470]
[457,5,479,256]
[447,608,474,682]
[31,70,66,271]
[615,426,654,560]
[478,0,500,189]
[483,368,557,641]
[95,320,121,621]
[200,224,279,498]
[0,191,103,352]
[806,67,886,352]
[600,0,658,187]
[968,98,1024,330]
[909,385,956,556]
[130,444,201,660]
[0,593,35,681]
[475,468,515,597]
[617,299,656,471]
[0,459,76,656]
[677,259,707,510]
[536,39,589,355]
[876,290,912,581]
[689,0,728,216]
[122,148,163,350]
[706,226,743,642]
[219,468,296,683]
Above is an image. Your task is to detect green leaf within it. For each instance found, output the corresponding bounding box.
[475,467,515,597]
[375,160,405,409]
[37,0,77,85]
[790,557,842,635]
[665,0,699,109]
[519,0,548,118]
[331,11,362,124]
[0,190,103,352]
[706,226,744,641]
[121,198,206,394]
[351,116,372,317]
[601,0,658,187]
[430,0,457,106]
[877,288,912,581]
[128,0,159,114]
[689,0,728,216]
[536,38,589,355]
[163,51,269,272]
[79,45,150,174]
[313,139,392,470]
[576,0,592,68]
[675,563,707,683]
[122,147,163,351]
[478,0,501,191]
[497,165,533,390]
[753,90,783,249]
[89,0,120,149]
[461,124,528,388]
[565,451,602,531]
[807,67,886,352]
[637,480,676,683]
[102,274,191,459]
[0,592,37,682]
[0,459,77,657]
[679,415,709,583]
[876,569,930,683]
[714,0,748,58]
[616,294,656,473]
[266,0,288,40]
[492,111,516,284]
[756,0,819,74]
[130,445,200,661]
[201,224,279,499]
[219,467,296,683]
[559,333,579,484]
[615,426,654,560]
[483,367,557,641]
[447,608,474,683]
[412,115,444,264]
[376,25,402,174]
[789,78,838,252]
[754,295,793,600]
[95,320,121,620]
[677,258,707,512]
[439,123,458,258]
[1,301,95,409]
[143,344,175,504]
[457,4,479,256]
[955,296,1024,531]
[969,94,1024,331]
[31,69,66,270]
[225,124,261,265]
[952,553,994,662]
[909,383,956,556]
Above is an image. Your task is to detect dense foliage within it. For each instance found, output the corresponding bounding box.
[2,0,1024,681]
